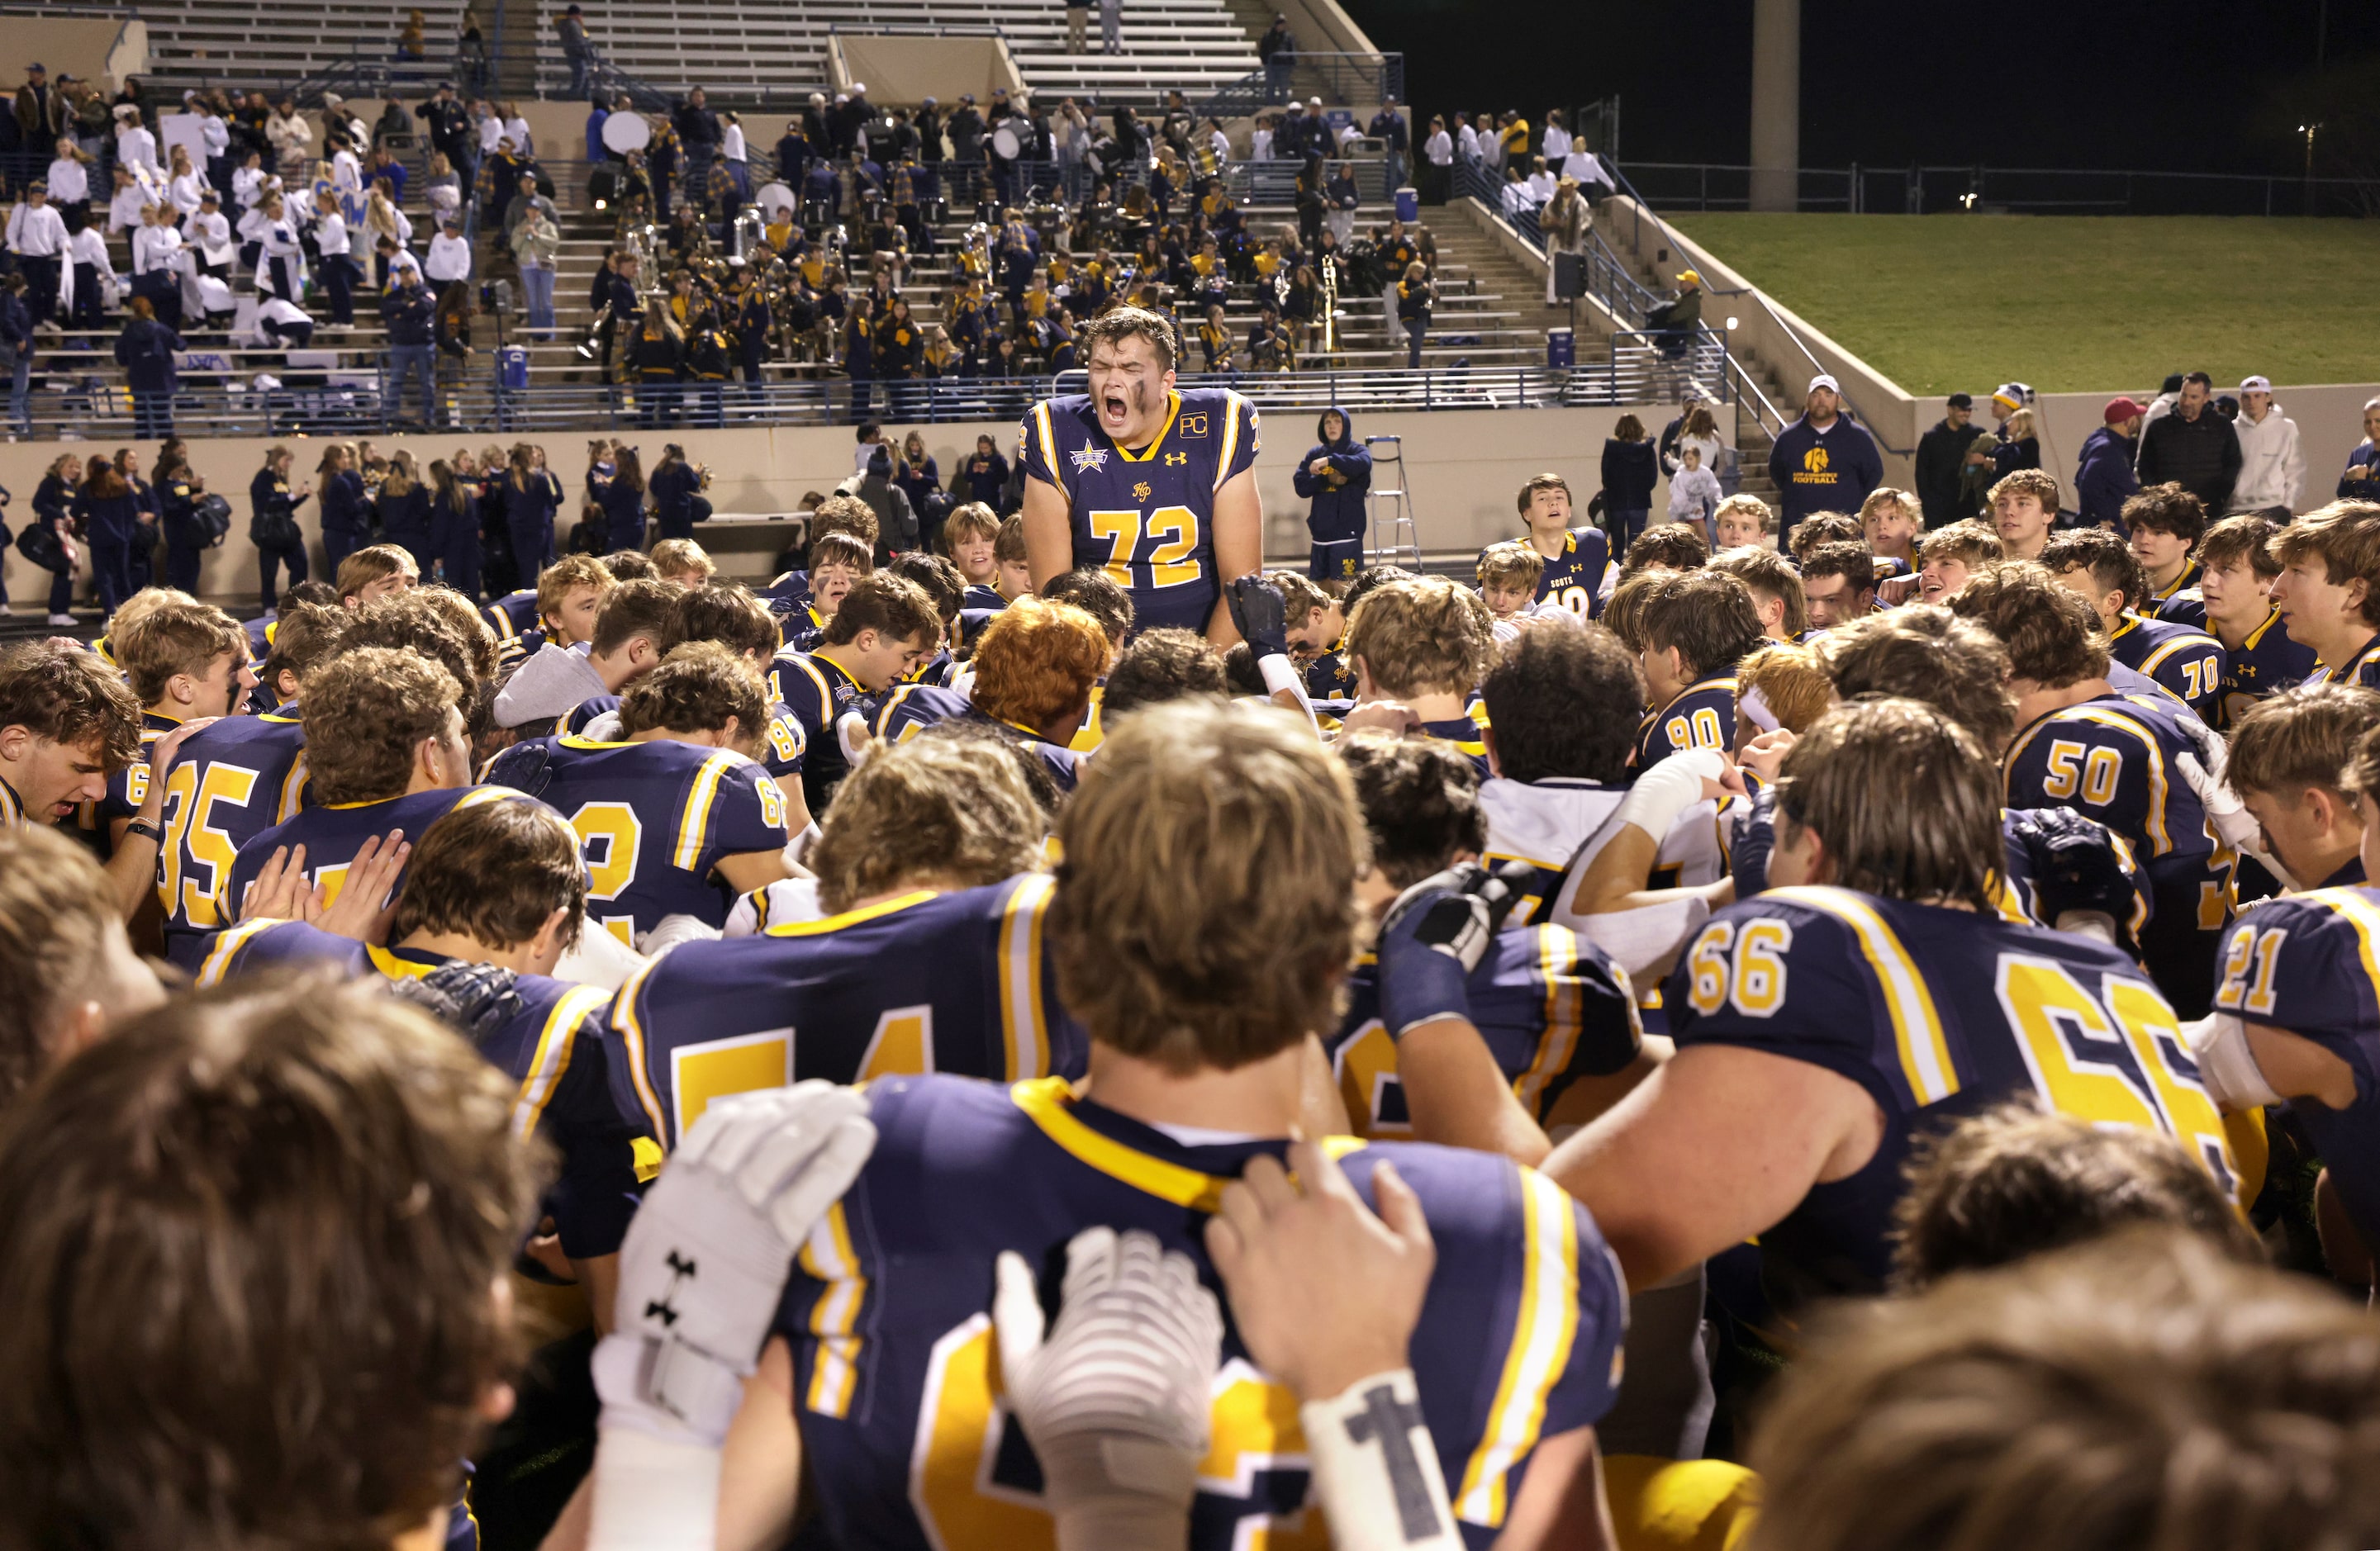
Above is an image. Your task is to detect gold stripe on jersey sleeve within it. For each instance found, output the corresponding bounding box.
[1214,391,1243,491]
[196,917,287,986]
[2303,888,2380,986]
[1765,885,1958,1106]
[1033,400,1062,487]
[766,889,941,937]
[1513,925,1582,1118]
[1456,1166,1582,1528]
[799,1202,868,1417]
[672,751,739,872]
[999,874,1057,1079]
[607,954,673,1145]
[1009,1075,1366,1208]
[513,985,610,1140]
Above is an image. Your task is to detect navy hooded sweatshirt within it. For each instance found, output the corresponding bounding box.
[1292,406,1372,546]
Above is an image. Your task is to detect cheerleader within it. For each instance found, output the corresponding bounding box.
[257,192,306,301]
[165,145,210,218]
[130,202,185,330]
[311,188,356,326]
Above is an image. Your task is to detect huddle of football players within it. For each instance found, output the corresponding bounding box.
[5,306,2380,1551]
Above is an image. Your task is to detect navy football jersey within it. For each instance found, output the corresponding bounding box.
[781,602,833,655]
[872,683,1084,790]
[559,695,620,736]
[1668,885,2240,1297]
[2214,609,2320,727]
[221,785,525,927]
[155,704,314,966]
[2215,887,2380,1248]
[2107,612,2225,721]
[568,692,809,787]
[195,921,642,1256]
[2004,693,2230,1014]
[960,582,1005,613]
[775,1074,1625,1551]
[606,876,1079,1149]
[1413,715,1492,781]
[2150,558,2202,603]
[1304,647,1358,700]
[482,733,792,945]
[1019,387,1261,634]
[771,648,874,815]
[1328,923,1638,1140]
[75,710,182,856]
[0,774,23,828]
[2155,587,2207,630]
[2306,633,2380,692]
[1525,529,1610,620]
[1633,672,1736,773]
[760,569,812,616]
[483,588,544,664]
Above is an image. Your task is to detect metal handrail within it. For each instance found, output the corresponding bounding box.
[1193,51,1403,119]
[12,353,1711,437]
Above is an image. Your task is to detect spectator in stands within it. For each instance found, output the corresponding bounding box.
[1601,413,1660,548]
[7,181,68,325]
[1421,113,1453,203]
[2232,374,2303,517]
[511,203,560,339]
[0,274,30,436]
[2074,396,2147,530]
[1395,260,1432,369]
[112,296,180,439]
[674,87,721,195]
[1540,176,1590,306]
[420,82,474,187]
[1768,372,1884,536]
[14,63,61,148]
[434,282,474,419]
[559,4,594,99]
[1100,0,1123,54]
[380,264,437,429]
[257,293,313,351]
[2340,397,2380,501]
[264,96,311,179]
[2137,370,2242,514]
[1913,391,1978,527]
[1370,100,1410,192]
[425,217,472,288]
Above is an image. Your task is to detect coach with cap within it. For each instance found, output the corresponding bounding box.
[2074,396,2148,530]
[1767,372,1883,538]
[1914,391,1978,526]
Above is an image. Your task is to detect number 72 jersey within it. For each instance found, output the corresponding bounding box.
[1667,885,2243,1295]
[1020,387,1259,634]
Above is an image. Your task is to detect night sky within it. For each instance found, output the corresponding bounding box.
[1342,0,2378,181]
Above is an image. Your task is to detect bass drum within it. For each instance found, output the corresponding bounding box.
[601,111,653,155]
[757,181,797,220]
[990,122,1023,160]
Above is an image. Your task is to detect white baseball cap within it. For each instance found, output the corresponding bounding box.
[2240,374,2272,392]
[1808,372,1840,395]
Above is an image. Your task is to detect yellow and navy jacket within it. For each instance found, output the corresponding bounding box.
[1019,387,1260,635]
[482,733,792,945]
[1670,885,2240,1297]
[2107,611,2225,722]
[2003,691,2229,1012]
[1632,671,1737,773]
[774,1073,1626,1549]
[1328,923,1639,1140]
[2216,887,2380,1250]
[155,700,314,967]
[221,785,525,932]
[606,875,1076,1151]
[194,923,642,1257]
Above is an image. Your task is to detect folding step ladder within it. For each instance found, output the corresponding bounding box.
[1362,434,1420,569]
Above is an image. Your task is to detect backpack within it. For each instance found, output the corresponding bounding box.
[194,493,235,548]
[15,522,67,573]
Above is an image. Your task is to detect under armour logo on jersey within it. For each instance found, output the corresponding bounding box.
[1164,452,1188,466]
[1070,443,1110,473]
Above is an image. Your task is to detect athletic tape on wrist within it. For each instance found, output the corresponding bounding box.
[1299,1368,1462,1551]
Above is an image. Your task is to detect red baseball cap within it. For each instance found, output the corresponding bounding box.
[2103,396,2150,425]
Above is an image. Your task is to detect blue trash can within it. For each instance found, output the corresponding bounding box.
[498,345,530,391]
[1394,186,1419,223]
[1546,328,1575,368]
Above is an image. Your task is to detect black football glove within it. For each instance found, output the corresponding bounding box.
[391,960,528,1046]
[2010,806,2141,951]
[1224,573,1290,662]
[1375,860,1535,1038]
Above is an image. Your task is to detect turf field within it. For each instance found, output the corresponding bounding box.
[1670,214,2380,396]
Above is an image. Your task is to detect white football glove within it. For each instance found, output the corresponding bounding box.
[594,1082,877,1447]
[993,1226,1223,1551]
[2174,748,2287,880]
